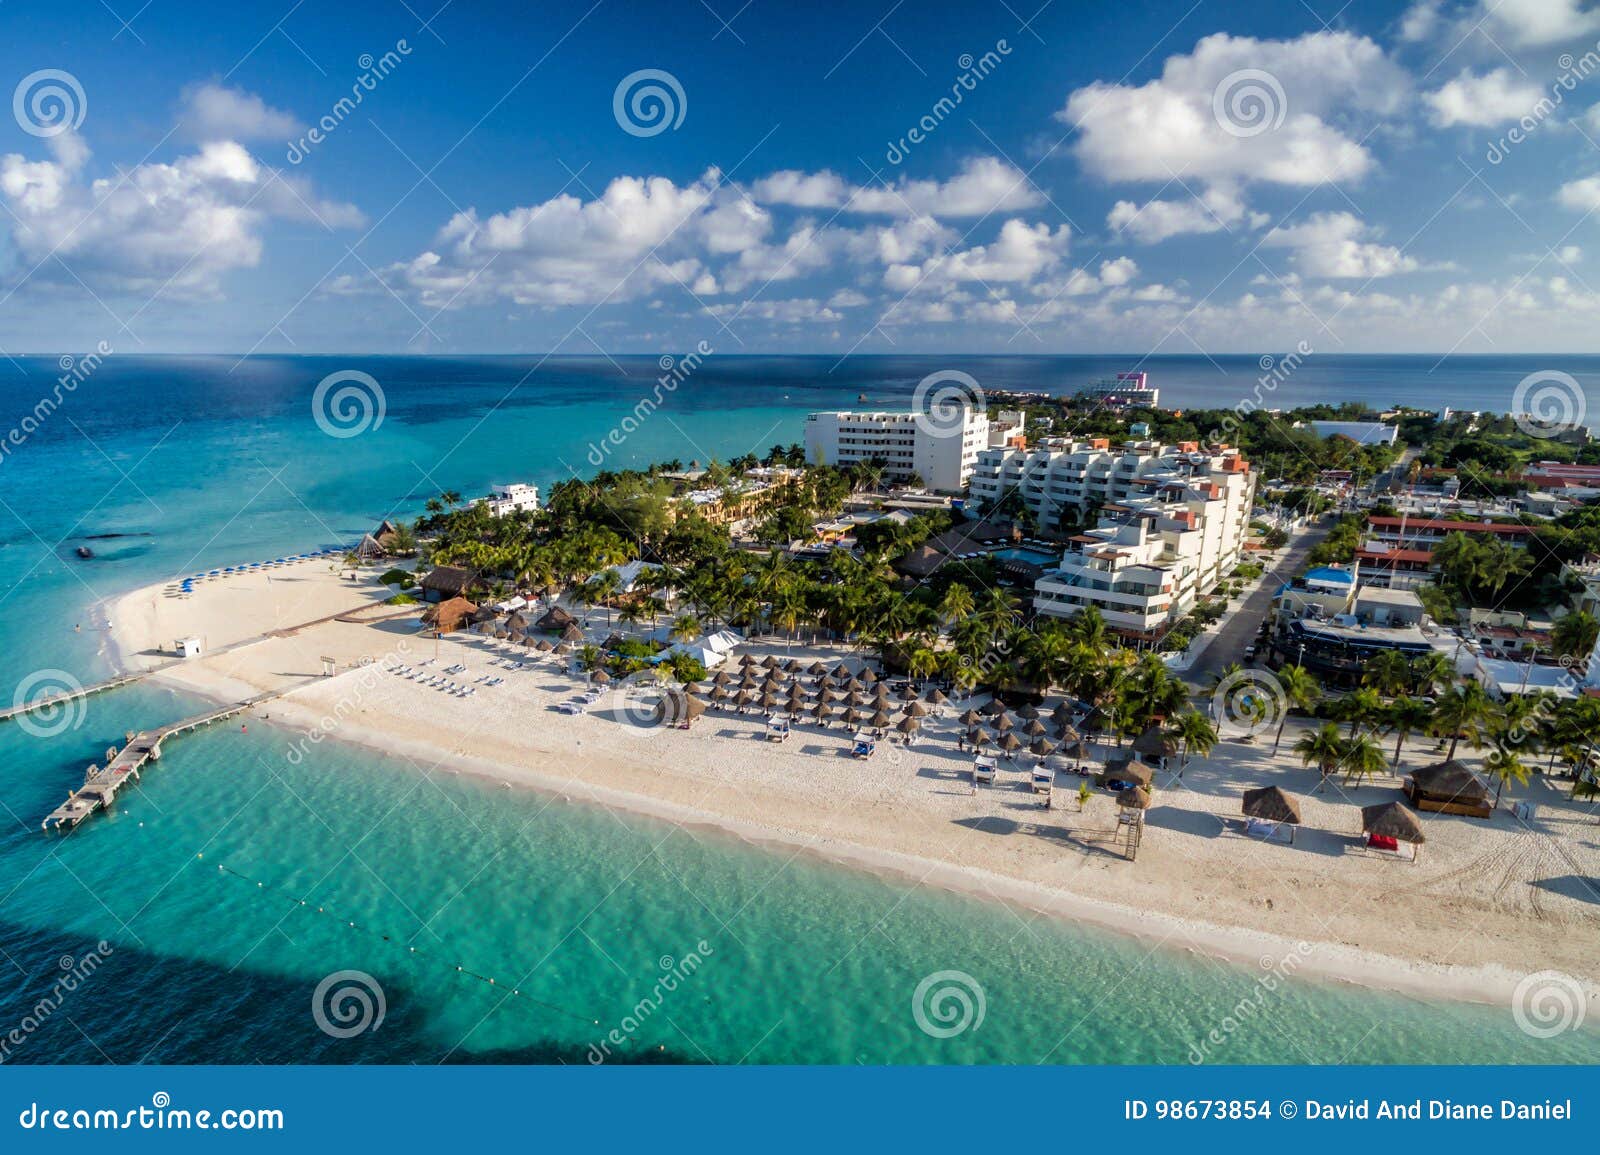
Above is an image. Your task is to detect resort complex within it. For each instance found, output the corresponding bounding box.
[804,406,1024,491]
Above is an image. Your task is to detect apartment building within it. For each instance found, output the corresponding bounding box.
[804,408,1022,493]
[970,437,1251,531]
[1031,446,1256,640]
[1364,515,1536,550]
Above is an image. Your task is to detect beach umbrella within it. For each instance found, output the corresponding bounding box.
[786,690,808,710]
[925,689,948,706]
[1050,702,1077,724]
[968,729,991,749]
[761,655,779,668]
[872,685,892,703]
[809,702,832,723]
[842,707,864,726]
[709,685,729,702]
[712,671,733,685]
[903,701,930,717]
[992,713,1015,733]
[520,635,536,648]
[859,668,877,684]
[899,684,919,701]
[896,716,920,735]
[760,691,780,709]
[1030,738,1056,758]
[831,663,851,679]
[1025,719,1049,737]
[870,709,892,728]
[535,639,553,652]
[807,661,828,676]
[1054,721,1082,744]
[562,623,585,643]
[782,658,800,672]
[1361,801,1425,847]
[736,689,757,706]
[590,670,611,684]
[682,683,705,697]
[998,733,1024,754]
[1018,703,1042,720]
[1108,759,1155,788]
[959,708,983,726]
[981,699,1008,716]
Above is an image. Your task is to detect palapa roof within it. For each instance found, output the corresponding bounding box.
[1116,785,1152,810]
[652,689,707,724]
[1361,801,1425,844]
[354,532,386,560]
[1242,785,1302,825]
[1104,758,1156,787]
[420,565,474,596]
[981,699,1009,716]
[1411,760,1490,805]
[1029,738,1055,757]
[422,596,478,633]
[895,716,920,733]
[1132,726,1179,759]
[535,605,578,631]
[561,623,586,643]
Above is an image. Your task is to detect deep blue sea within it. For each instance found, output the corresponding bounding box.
[0,354,1596,1064]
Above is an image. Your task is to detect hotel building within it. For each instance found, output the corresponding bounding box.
[1029,444,1256,640]
[804,408,1023,494]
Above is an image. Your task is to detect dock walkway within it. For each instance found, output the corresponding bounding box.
[42,690,282,832]
[0,671,161,725]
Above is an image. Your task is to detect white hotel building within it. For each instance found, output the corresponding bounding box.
[1013,442,1256,641]
[804,407,1023,493]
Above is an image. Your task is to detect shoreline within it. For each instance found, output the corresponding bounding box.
[143,661,1568,1014]
[105,567,1600,1018]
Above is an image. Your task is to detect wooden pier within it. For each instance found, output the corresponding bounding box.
[42,691,280,832]
[0,671,154,726]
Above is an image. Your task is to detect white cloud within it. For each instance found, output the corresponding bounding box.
[1399,1,1444,41]
[1425,68,1543,127]
[1062,31,1407,189]
[1456,0,1600,48]
[1097,256,1138,286]
[1107,185,1267,243]
[709,298,841,324]
[1558,175,1600,211]
[0,134,360,296]
[180,83,301,141]
[1262,211,1419,278]
[750,157,1041,218]
[882,219,1070,292]
[827,288,870,307]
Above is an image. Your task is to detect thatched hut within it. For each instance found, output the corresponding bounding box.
[535,605,578,633]
[1132,726,1178,767]
[1361,801,1426,860]
[419,565,474,604]
[422,596,478,635]
[1406,760,1492,819]
[1116,785,1152,811]
[1242,785,1303,843]
[1098,757,1155,789]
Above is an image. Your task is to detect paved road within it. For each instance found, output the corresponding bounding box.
[1185,520,1333,688]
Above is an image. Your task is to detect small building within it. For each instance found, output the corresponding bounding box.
[1406,760,1492,819]
[1354,586,1425,628]
[174,636,203,659]
[482,482,540,518]
[422,597,477,635]
[419,565,474,604]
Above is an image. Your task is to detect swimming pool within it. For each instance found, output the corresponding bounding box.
[990,546,1060,566]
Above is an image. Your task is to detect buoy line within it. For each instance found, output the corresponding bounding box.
[202,854,613,1030]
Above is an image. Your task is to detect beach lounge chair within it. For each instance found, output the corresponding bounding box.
[972,755,997,792]
[851,730,876,760]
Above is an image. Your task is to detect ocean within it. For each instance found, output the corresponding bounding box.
[0,353,1597,1064]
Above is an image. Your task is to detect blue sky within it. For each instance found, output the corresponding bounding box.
[3,0,1600,354]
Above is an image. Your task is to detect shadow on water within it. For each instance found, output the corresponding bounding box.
[0,918,705,1065]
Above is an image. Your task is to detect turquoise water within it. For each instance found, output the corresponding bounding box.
[991,547,1061,566]
[2,355,1598,1063]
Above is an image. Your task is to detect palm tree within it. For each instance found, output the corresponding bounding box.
[669,613,701,644]
[1552,610,1600,664]
[1431,680,1494,760]
[1270,664,1321,754]
[908,647,940,685]
[1339,732,1389,789]
[1484,742,1532,808]
[1295,722,1344,792]
[1382,694,1433,770]
[1363,649,1413,698]
[576,644,603,675]
[1330,687,1383,739]
[1409,651,1455,697]
[939,583,975,624]
[1172,710,1218,775]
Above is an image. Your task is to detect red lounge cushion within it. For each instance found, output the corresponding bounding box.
[1368,834,1399,851]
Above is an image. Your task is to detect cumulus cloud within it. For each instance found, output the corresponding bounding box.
[0,133,360,295]
[1425,68,1543,127]
[749,157,1041,217]
[883,219,1070,292]
[1407,0,1600,49]
[1262,211,1419,278]
[180,82,301,141]
[1558,174,1600,211]
[1062,31,1407,189]
[1107,185,1267,242]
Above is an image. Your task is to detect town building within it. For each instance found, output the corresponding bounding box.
[1030,447,1256,641]
[803,408,1022,493]
[481,482,540,517]
[1364,515,1537,550]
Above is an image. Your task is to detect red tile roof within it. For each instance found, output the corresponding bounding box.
[1367,516,1535,536]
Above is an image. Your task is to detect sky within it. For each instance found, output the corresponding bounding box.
[3,0,1600,355]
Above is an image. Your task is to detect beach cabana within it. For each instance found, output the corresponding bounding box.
[1132,726,1178,768]
[971,755,997,791]
[1097,757,1155,790]
[1241,785,1303,844]
[419,565,475,604]
[534,605,578,633]
[1406,760,1492,819]
[765,715,791,743]
[653,689,707,729]
[851,731,876,759]
[1360,801,1425,861]
[422,597,478,635]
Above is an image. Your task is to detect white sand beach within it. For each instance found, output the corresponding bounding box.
[106,565,1600,1008]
